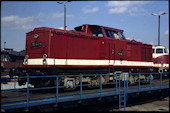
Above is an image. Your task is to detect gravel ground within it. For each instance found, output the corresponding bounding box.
[125,97,169,111]
[59,90,169,112]
[112,97,169,112]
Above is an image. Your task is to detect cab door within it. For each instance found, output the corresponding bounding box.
[109,39,127,66]
[114,39,127,65]
[109,39,115,65]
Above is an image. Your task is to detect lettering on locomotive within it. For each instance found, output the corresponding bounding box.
[118,52,124,56]
[32,42,42,47]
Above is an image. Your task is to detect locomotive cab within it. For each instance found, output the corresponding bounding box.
[152,46,169,58]
[74,24,126,40]
[152,45,169,72]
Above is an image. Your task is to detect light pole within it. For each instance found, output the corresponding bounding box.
[152,12,166,46]
[4,41,6,50]
[57,1,68,30]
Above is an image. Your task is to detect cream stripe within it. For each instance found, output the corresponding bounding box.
[153,64,169,68]
[24,58,155,67]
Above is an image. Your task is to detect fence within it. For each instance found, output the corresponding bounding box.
[1,72,169,111]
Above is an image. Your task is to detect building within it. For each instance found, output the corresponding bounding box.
[1,48,25,72]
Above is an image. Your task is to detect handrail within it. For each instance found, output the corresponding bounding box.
[1,72,169,111]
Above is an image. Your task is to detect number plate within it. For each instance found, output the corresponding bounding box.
[32,42,42,47]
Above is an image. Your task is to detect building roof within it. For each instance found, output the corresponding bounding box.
[1,48,25,57]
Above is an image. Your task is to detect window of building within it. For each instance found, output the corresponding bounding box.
[3,58,7,62]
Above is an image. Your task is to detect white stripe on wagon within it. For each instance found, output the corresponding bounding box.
[24,58,154,67]
[153,64,169,68]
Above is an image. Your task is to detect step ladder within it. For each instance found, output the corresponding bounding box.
[118,73,128,111]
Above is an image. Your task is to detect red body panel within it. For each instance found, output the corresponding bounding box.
[24,25,153,69]
[153,55,169,69]
[154,55,169,64]
[25,30,50,58]
[50,32,100,59]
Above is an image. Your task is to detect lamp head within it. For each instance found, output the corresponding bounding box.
[160,12,166,15]
[57,1,63,4]
[152,13,158,16]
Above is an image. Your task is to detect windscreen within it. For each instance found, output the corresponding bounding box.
[89,25,104,37]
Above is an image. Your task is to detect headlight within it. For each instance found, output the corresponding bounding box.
[43,54,47,59]
[25,55,29,59]
[43,54,47,65]
[43,59,47,65]
[25,55,29,65]
[34,34,39,39]
[25,59,28,65]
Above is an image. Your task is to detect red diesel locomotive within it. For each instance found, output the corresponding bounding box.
[12,24,169,88]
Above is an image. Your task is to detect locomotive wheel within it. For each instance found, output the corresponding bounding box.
[103,75,109,83]
[63,87,76,91]
[87,85,99,89]
[18,78,27,86]
[31,77,56,88]
[87,76,100,88]
[128,75,136,85]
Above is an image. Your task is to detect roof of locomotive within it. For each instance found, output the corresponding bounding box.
[32,27,65,32]
[152,45,169,49]
[74,24,124,32]
[29,26,93,37]
[31,24,124,33]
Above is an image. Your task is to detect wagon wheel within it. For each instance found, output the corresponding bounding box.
[87,76,100,88]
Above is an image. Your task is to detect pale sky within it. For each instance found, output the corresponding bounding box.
[1,1,169,51]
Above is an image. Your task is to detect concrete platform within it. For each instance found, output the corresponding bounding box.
[117,97,169,111]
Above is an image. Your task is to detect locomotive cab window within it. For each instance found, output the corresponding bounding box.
[112,31,126,40]
[117,32,125,40]
[74,26,82,32]
[89,25,104,37]
[164,48,168,53]
[105,29,114,38]
[152,49,155,53]
[156,48,163,53]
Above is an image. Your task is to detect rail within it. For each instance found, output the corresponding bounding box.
[1,72,169,111]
